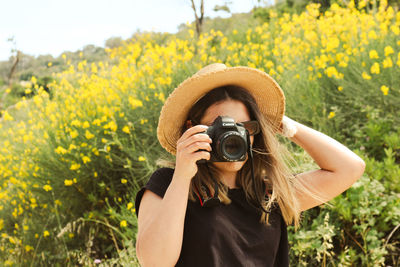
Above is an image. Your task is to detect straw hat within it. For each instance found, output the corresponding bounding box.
[157,63,285,155]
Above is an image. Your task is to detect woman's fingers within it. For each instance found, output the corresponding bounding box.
[179,132,212,148]
[174,125,212,179]
[178,125,209,143]
[186,141,212,153]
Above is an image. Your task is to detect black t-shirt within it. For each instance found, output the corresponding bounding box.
[135,167,289,267]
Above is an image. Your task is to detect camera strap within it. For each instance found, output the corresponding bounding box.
[194,162,221,208]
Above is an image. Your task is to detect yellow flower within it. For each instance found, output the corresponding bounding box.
[93,119,101,126]
[69,144,77,150]
[138,156,146,161]
[122,126,130,134]
[69,233,74,238]
[370,62,380,74]
[328,112,335,119]
[55,146,67,155]
[391,25,400,35]
[43,230,50,237]
[92,147,100,156]
[384,46,394,57]
[325,66,339,78]
[232,29,238,35]
[358,0,366,8]
[380,85,389,95]
[82,156,91,164]
[82,121,90,128]
[43,185,52,191]
[362,72,371,80]
[3,111,14,121]
[158,92,165,102]
[120,220,127,227]
[47,62,52,67]
[368,30,377,39]
[71,119,81,127]
[85,130,94,139]
[338,86,343,91]
[64,179,73,186]
[104,121,117,132]
[121,178,128,184]
[25,245,34,252]
[70,130,79,138]
[129,97,143,109]
[127,202,133,210]
[383,57,393,68]
[70,163,81,170]
[369,50,379,59]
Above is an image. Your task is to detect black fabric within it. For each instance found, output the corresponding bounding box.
[135,167,289,267]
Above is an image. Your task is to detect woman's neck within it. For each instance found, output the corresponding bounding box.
[220,171,239,189]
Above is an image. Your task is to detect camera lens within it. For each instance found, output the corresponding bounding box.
[220,133,246,160]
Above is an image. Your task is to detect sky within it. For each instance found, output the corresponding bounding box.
[0,0,272,61]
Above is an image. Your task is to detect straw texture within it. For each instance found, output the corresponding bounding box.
[157,63,285,155]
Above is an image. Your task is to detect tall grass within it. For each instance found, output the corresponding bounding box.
[0,0,399,265]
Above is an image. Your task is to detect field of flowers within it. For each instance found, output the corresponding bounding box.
[0,0,399,265]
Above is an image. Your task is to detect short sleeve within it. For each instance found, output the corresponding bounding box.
[134,167,175,217]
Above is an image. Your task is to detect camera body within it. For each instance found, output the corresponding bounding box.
[196,116,249,164]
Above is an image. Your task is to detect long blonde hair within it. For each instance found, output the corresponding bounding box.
[157,85,310,228]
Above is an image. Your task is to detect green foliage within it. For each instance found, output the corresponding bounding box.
[0,1,399,265]
[290,174,400,266]
[289,212,336,266]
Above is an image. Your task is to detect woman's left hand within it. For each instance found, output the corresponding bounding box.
[278,115,298,138]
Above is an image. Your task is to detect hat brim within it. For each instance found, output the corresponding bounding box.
[157,66,285,155]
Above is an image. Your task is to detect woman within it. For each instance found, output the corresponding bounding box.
[134,63,365,266]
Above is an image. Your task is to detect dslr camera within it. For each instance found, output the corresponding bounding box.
[196,116,249,164]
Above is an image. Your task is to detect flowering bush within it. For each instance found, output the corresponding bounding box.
[0,0,399,265]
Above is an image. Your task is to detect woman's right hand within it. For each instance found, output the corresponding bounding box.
[174,125,212,180]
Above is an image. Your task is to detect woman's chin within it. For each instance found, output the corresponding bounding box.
[212,160,246,172]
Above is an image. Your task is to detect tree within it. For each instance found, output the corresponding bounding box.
[190,0,205,38]
[105,37,123,49]
[213,1,232,13]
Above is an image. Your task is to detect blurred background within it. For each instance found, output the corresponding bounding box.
[0,0,399,266]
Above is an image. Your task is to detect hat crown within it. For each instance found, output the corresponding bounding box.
[195,63,227,76]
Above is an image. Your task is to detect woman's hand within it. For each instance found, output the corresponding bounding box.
[174,125,212,180]
[278,115,298,138]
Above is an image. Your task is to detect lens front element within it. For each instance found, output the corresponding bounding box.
[219,132,246,161]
